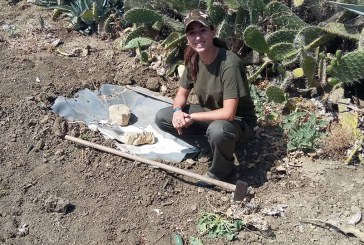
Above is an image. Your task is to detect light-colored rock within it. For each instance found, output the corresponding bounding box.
[109,104,131,126]
[177,65,185,78]
[124,132,155,145]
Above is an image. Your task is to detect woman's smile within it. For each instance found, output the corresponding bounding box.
[186,23,215,52]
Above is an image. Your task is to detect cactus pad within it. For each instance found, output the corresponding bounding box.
[266,30,297,46]
[217,13,236,40]
[124,8,162,24]
[268,43,298,61]
[123,37,156,50]
[266,86,286,103]
[294,26,321,47]
[136,48,149,64]
[243,25,269,54]
[161,32,182,48]
[271,12,308,30]
[266,1,291,15]
[224,0,240,9]
[206,0,226,25]
[164,34,186,50]
[162,16,184,32]
[321,22,360,41]
[327,49,364,85]
[247,0,266,13]
[267,2,307,30]
[124,26,147,45]
[165,47,180,65]
[301,55,318,87]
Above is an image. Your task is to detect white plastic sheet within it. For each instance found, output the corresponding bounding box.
[52,84,198,162]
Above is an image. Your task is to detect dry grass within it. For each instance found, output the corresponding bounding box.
[320,122,355,160]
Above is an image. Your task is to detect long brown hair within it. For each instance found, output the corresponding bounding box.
[183,27,228,81]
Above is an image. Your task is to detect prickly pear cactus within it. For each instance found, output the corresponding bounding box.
[164,35,186,50]
[124,8,162,24]
[136,47,149,64]
[224,0,240,9]
[271,12,308,30]
[266,1,291,14]
[124,26,146,45]
[122,37,156,50]
[247,0,266,13]
[327,49,364,85]
[152,21,163,31]
[235,7,250,37]
[206,0,226,25]
[268,43,298,61]
[165,47,180,65]
[321,22,360,41]
[161,32,182,48]
[243,25,269,54]
[266,86,286,103]
[217,12,236,41]
[301,55,318,87]
[294,26,321,47]
[266,30,297,46]
[52,9,62,20]
[267,2,307,30]
[247,0,266,24]
[162,16,184,32]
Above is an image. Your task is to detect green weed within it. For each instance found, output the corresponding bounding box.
[3,25,18,38]
[250,85,266,121]
[80,131,92,141]
[0,184,10,198]
[196,212,244,241]
[189,236,203,245]
[283,111,328,151]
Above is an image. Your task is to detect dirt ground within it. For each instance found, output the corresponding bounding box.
[1,2,364,245]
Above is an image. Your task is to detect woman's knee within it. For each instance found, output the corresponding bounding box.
[155,107,172,129]
[207,120,237,143]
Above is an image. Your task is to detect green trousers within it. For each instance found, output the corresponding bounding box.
[155,104,254,180]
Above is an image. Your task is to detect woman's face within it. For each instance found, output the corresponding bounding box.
[185,22,216,53]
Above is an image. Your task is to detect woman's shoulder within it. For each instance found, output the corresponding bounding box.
[219,48,243,67]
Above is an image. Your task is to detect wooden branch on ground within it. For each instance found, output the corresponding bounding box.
[302,218,364,242]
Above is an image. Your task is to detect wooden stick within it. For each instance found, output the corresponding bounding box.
[65,135,236,192]
[302,218,364,242]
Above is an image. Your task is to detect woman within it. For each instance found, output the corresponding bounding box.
[155,9,256,182]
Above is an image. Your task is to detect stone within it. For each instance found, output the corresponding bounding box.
[44,195,71,214]
[124,132,155,146]
[51,39,62,48]
[109,104,131,126]
[145,77,160,92]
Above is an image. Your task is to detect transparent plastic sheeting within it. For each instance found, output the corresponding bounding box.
[52,84,198,162]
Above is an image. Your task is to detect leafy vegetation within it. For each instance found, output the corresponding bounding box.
[196,212,244,241]
[283,111,328,152]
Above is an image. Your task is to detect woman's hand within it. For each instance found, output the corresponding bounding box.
[173,111,194,135]
[172,110,185,135]
[183,113,194,128]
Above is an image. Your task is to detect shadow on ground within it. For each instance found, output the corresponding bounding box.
[231,124,287,188]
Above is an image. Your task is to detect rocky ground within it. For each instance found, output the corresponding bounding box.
[0,1,363,245]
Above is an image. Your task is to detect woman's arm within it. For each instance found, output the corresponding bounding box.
[187,98,239,122]
[173,87,191,134]
[173,86,190,110]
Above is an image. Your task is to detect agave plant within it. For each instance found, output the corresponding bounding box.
[328,1,364,16]
[34,0,124,34]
